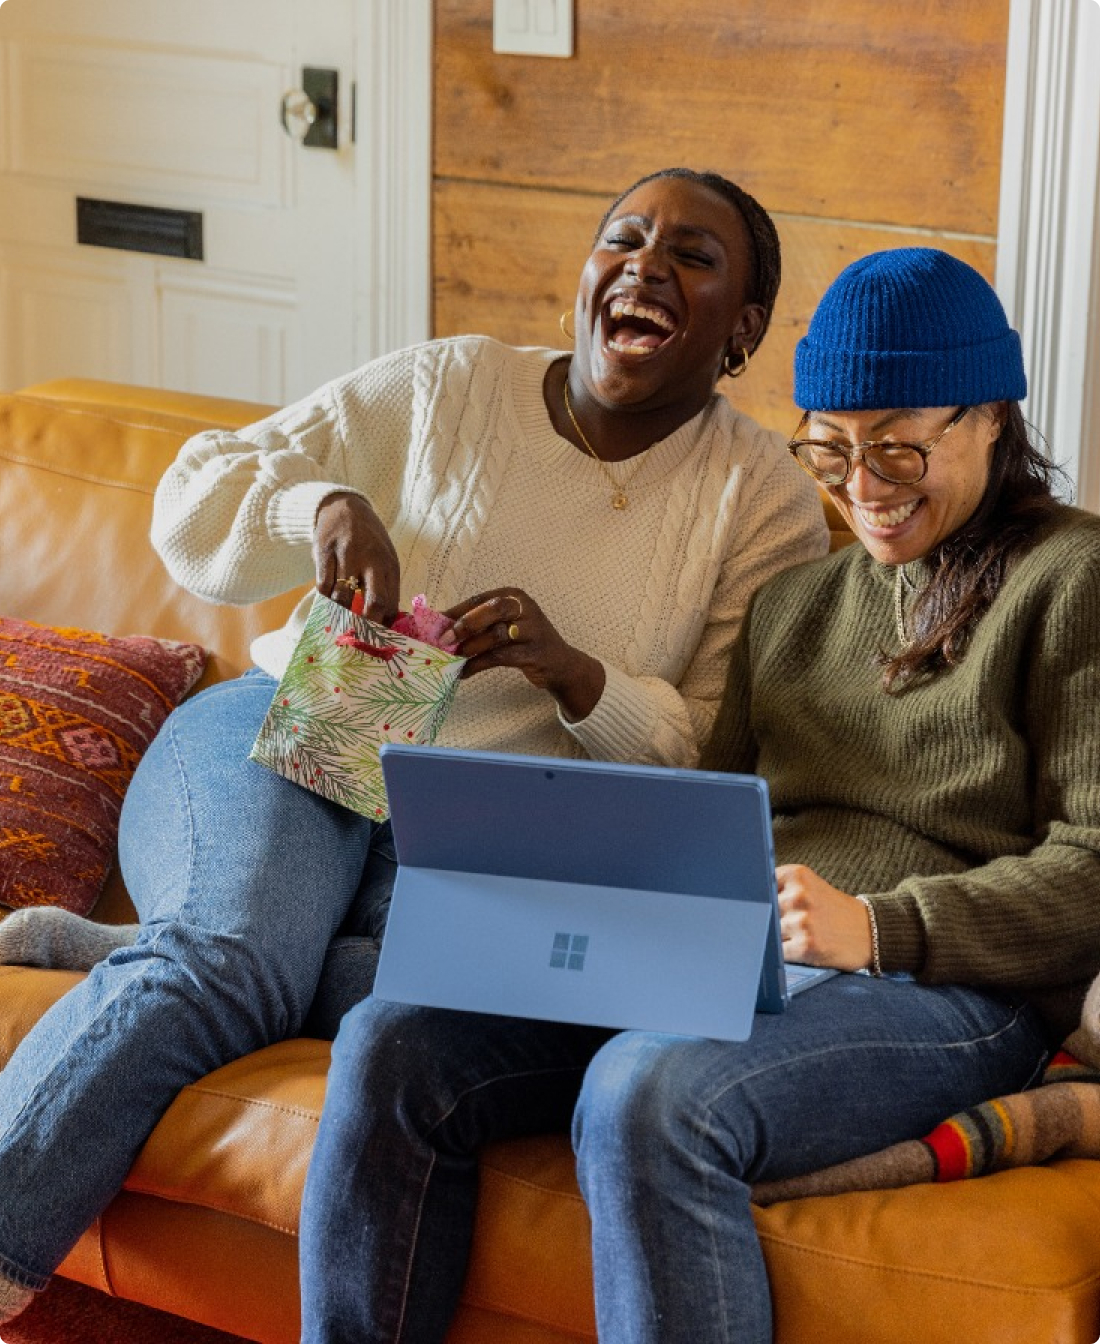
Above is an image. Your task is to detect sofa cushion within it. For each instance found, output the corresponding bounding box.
[0,617,205,914]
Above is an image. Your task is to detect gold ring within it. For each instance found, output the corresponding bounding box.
[511,595,523,620]
[507,622,521,642]
[339,576,361,591]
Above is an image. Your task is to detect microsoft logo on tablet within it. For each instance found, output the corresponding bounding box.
[549,932,589,971]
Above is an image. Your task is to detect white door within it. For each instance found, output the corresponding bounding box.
[0,0,413,403]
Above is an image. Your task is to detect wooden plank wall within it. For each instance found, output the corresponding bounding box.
[432,0,1010,433]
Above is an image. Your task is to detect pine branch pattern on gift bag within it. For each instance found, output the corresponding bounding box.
[249,594,465,821]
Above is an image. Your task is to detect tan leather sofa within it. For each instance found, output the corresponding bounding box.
[2,380,1100,1344]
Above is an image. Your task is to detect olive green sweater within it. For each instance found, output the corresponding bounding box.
[701,506,1100,1040]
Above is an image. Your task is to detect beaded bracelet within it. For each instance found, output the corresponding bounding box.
[856,895,883,977]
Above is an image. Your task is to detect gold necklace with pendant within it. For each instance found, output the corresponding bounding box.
[563,381,647,510]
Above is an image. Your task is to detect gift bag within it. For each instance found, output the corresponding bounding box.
[250,592,465,820]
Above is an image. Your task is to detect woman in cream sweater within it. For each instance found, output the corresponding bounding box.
[0,167,826,1327]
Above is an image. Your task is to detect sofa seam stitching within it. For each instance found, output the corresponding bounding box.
[755,1231,1100,1295]
[0,448,156,495]
[118,1182,298,1237]
[177,1083,321,1123]
[480,1167,587,1204]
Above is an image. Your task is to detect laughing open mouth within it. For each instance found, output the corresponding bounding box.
[604,297,678,355]
[856,498,922,529]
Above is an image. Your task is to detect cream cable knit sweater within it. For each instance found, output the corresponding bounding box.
[153,336,828,767]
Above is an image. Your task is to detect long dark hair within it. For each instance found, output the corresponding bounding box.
[882,403,1067,691]
[592,168,782,352]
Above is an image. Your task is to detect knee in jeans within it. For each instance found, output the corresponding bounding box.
[574,1033,699,1161]
[128,925,296,1039]
[330,998,438,1089]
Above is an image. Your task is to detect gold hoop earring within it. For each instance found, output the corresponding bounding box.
[723,346,750,379]
[559,310,575,343]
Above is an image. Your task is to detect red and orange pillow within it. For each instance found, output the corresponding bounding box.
[0,617,205,915]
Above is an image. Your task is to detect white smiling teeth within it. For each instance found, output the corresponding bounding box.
[859,499,920,528]
[608,298,676,332]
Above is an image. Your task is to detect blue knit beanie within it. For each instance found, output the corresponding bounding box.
[793,248,1027,411]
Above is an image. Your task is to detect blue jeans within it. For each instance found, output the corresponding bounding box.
[573,975,1049,1344]
[299,977,1046,1344]
[299,999,610,1344]
[0,670,386,1289]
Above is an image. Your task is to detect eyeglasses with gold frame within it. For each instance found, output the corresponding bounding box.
[787,406,972,486]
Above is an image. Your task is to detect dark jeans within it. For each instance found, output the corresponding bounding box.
[298,975,1048,1344]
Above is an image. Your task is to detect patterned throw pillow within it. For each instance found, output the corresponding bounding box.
[0,618,206,915]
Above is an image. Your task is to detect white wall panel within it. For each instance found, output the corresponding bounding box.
[0,0,293,63]
[1,180,90,249]
[0,249,138,388]
[158,274,297,403]
[9,40,286,208]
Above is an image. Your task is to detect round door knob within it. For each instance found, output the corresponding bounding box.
[281,89,318,141]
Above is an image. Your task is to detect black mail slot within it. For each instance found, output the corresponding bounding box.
[76,197,204,261]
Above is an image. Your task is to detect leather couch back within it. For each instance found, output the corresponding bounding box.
[0,383,301,688]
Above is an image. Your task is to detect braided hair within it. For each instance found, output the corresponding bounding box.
[592,168,782,353]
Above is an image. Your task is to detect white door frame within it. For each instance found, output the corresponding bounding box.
[353,0,432,363]
[996,0,1100,509]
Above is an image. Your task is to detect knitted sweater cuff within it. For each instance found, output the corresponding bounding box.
[267,482,368,546]
[561,661,691,766]
[861,892,927,975]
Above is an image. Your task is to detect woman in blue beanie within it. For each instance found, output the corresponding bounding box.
[571,247,1100,1342]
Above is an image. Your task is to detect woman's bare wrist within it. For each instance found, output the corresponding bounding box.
[551,652,606,722]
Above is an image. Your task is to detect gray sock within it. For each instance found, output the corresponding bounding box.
[0,1269,36,1324]
[0,907,139,971]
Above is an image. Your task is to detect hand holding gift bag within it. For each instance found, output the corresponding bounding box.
[250,592,465,820]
